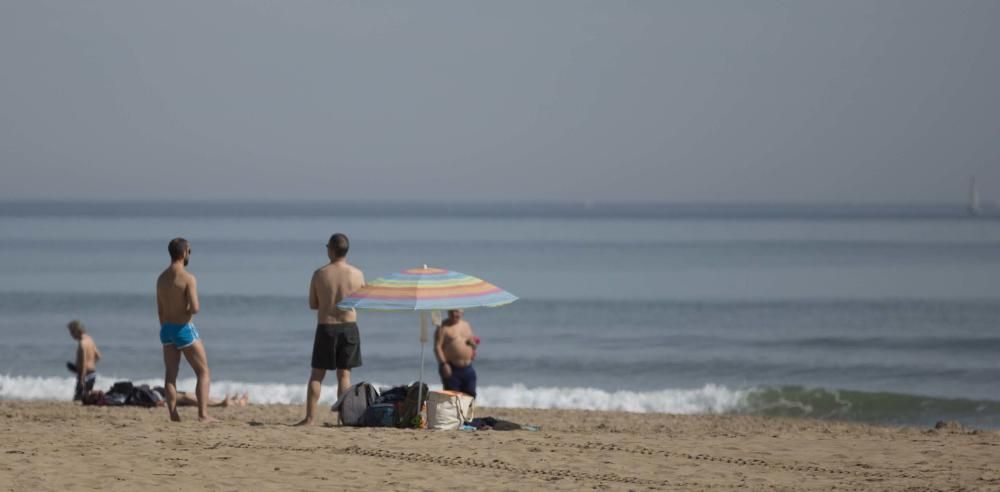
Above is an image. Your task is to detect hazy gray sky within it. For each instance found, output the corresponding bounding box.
[1,1,998,203]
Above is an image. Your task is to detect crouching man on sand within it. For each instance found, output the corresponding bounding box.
[66,320,101,401]
[156,237,214,422]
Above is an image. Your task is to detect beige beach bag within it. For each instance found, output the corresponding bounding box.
[427,390,475,430]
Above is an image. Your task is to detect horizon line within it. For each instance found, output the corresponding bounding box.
[0,197,993,208]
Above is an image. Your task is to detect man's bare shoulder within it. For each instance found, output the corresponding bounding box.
[312,264,334,283]
[318,262,363,277]
[346,263,364,282]
[157,268,194,288]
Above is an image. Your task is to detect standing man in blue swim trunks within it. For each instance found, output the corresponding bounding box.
[296,233,365,426]
[156,237,214,423]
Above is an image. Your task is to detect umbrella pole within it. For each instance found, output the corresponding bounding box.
[417,311,430,426]
[418,342,426,418]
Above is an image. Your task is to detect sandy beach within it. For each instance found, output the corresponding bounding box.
[2,401,998,491]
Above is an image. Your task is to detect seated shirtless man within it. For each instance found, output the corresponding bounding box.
[434,309,479,398]
[156,237,214,422]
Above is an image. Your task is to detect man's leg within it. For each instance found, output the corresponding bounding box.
[181,340,214,422]
[296,368,326,426]
[336,368,351,399]
[441,363,459,392]
[464,366,477,398]
[162,345,182,422]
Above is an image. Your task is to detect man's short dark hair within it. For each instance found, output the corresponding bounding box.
[168,237,189,261]
[67,320,86,334]
[327,233,349,258]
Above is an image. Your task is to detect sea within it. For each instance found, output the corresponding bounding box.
[1,201,999,428]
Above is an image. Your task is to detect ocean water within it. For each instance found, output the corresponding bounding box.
[1,201,999,428]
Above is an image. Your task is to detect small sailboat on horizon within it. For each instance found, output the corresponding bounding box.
[968,177,983,217]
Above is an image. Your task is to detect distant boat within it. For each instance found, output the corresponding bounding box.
[968,177,982,216]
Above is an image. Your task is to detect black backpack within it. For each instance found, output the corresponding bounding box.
[126,384,163,407]
[99,381,134,406]
[374,385,408,405]
[108,381,134,397]
[396,382,429,428]
[333,382,378,426]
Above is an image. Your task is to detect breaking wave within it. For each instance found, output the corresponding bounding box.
[4,375,999,427]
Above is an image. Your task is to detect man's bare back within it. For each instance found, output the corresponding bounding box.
[157,266,198,325]
[309,261,364,324]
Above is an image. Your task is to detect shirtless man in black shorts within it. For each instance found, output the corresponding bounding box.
[295,233,365,426]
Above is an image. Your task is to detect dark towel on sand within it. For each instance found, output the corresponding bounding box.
[468,417,522,431]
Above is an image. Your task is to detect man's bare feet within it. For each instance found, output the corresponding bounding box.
[198,415,218,423]
[169,410,181,422]
[293,417,314,426]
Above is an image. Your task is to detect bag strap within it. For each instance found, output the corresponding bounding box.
[456,395,475,424]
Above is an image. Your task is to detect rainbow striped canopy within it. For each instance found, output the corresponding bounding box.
[337,266,518,311]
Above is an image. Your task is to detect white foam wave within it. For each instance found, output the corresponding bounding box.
[476,383,750,414]
[0,374,750,414]
[0,374,346,405]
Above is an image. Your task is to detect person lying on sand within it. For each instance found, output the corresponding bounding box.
[80,384,248,408]
[155,388,249,408]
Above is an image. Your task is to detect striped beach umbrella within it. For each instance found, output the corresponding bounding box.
[337,266,518,311]
[338,266,516,423]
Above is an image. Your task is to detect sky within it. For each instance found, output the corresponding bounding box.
[1,1,998,204]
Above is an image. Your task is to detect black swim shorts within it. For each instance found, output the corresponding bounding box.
[311,323,362,370]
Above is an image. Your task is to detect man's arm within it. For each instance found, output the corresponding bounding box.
[75,344,86,386]
[466,323,478,348]
[186,275,200,315]
[156,284,165,325]
[308,272,319,310]
[434,325,452,378]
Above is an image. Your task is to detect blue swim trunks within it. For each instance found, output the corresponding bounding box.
[160,323,200,349]
[442,363,477,398]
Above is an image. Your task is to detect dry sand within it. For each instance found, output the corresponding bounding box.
[2,401,999,491]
